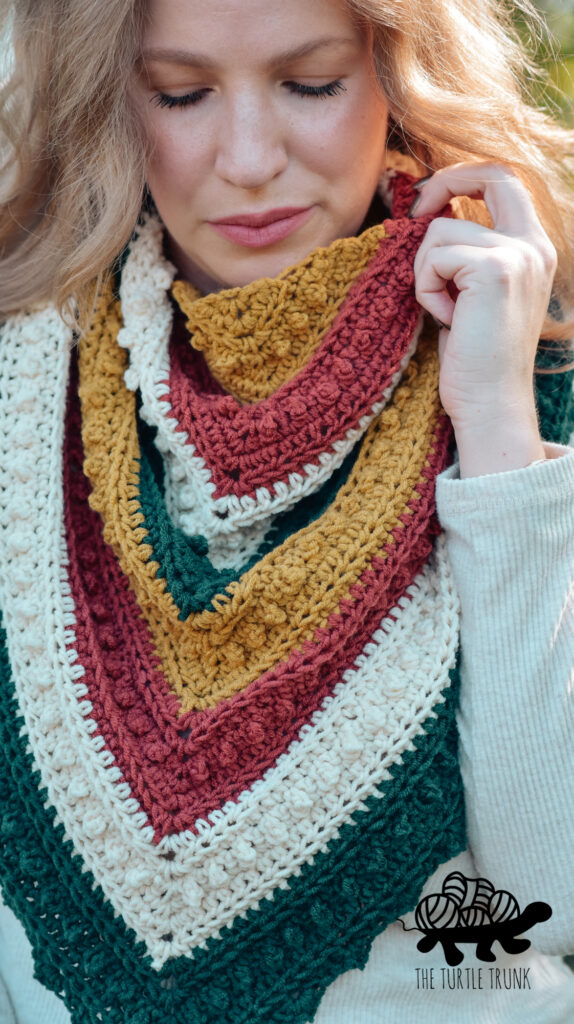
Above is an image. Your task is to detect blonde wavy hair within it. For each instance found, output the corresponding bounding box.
[0,0,573,344]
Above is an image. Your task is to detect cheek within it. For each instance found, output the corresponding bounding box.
[349,92,389,171]
[294,90,388,183]
[145,118,205,201]
[143,90,388,206]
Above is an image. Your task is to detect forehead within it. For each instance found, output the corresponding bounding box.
[142,0,364,62]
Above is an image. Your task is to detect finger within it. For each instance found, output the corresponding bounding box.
[414,243,516,326]
[413,218,534,319]
[414,216,523,257]
[415,240,553,336]
[411,162,544,238]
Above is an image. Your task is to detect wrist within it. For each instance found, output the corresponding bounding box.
[451,404,545,479]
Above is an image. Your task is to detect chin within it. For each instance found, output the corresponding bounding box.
[222,241,330,287]
[180,215,341,290]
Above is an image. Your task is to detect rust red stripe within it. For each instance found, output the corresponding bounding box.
[64,366,452,842]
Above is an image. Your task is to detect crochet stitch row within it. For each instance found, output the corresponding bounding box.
[0,608,465,1021]
[171,224,386,404]
[3,168,571,1024]
[0,266,464,975]
[79,288,448,710]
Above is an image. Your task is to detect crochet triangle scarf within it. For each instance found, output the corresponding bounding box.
[0,171,466,1024]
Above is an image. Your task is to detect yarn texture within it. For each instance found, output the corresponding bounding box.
[0,170,573,1024]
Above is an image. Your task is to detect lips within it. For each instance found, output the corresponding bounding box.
[211,206,311,228]
[208,206,314,248]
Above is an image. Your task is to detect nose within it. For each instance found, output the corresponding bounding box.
[214,88,288,190]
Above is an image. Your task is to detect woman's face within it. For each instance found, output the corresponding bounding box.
[135,0,389,291]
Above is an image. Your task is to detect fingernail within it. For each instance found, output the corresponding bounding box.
[413,174,433,191]
[407,195,422,217]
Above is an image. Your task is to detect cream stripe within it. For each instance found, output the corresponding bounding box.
[117,215,422,542]
[0,304,459,971]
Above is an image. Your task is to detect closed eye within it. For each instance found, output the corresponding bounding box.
[151,88,211,109]
[283,79,346,98]
[151,79,346,110]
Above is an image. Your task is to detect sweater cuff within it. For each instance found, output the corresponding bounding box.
[435,442,574,518]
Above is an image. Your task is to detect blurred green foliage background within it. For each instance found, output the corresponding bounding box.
[530,0,574,124]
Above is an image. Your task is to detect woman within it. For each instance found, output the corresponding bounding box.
[0,0,573,1021]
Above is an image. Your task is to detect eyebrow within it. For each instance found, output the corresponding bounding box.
[140,36,357,71]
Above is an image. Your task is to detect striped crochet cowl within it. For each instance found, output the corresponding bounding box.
[0,170,469,1024]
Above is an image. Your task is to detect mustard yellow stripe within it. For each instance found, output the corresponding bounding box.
[171,225,386,404]
[79,283,441,713]
[148,346,441,712]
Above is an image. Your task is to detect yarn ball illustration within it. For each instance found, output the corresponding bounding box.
[488,890,520,923]
[473,877,495,912]
[415,894,460,931]
[441,871,468,907]
[459,905,491,928]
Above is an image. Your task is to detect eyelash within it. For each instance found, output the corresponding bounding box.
[151,79,346,109]
[285,79,346,99]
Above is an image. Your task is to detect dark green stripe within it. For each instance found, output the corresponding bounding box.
[136,410,362,620]
[534,348,574,445]
[0,611,465,1024]
[133,360,573,623]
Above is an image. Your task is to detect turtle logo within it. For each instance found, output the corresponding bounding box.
[412,873,552,966]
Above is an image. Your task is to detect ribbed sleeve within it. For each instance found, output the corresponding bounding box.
[435,443,574,955]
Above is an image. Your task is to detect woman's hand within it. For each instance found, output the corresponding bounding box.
[409,162,557,477]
